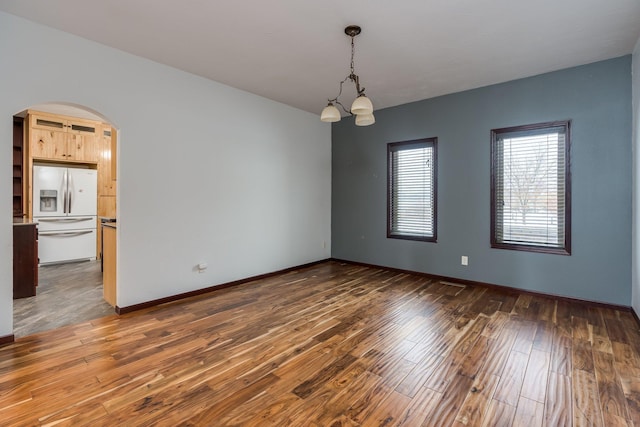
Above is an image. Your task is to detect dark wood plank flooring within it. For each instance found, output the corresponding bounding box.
[1,261,639,426]
[12,260,115,337]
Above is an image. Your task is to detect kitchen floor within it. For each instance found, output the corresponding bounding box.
[13,260,116,337]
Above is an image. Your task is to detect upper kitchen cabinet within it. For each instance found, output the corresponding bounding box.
[97,125,116,196]
[28,111,99,164]
[110,127,117,181]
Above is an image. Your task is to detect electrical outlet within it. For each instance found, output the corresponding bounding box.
[461,256,468,266]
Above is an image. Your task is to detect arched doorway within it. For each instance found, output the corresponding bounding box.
[12,102,118,337]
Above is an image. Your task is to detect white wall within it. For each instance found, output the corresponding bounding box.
[633,37,640,314]
[0,12,331,336]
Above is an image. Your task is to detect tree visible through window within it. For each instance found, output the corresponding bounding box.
[388,138,437,242]
[491,121,571,254]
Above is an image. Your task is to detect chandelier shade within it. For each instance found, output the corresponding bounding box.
[355,113,375,126]
[320,104,341,122]
[351,95,373,115]
[320,25,375,126]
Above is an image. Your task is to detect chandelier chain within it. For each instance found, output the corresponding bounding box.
[350,36,355,76]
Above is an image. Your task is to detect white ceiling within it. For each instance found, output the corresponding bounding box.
[2,0,640,117]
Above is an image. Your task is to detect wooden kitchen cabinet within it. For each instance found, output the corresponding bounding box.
[29,127,67,160]
[98,195,117,218]
[68,132,99,162]
[96,124,117,258]
[13,222,38,299]
[97,125,116,196]
[28,111,99,163]
[96,195,116,258]
[102,224,117,306]
[110,127,117,181]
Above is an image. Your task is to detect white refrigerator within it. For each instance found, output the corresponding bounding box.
[33,165,98,264]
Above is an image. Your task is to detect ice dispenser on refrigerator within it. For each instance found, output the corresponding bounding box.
[39,190,57,212]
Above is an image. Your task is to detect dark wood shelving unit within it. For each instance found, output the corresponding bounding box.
[12,117,25,218]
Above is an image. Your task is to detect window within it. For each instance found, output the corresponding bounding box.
[491,121,571,255]
[388,138,437,242]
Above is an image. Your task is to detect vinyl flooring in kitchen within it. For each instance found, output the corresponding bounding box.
[12,260,116,337]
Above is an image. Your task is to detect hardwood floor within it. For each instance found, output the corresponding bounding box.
[13,260,115,337]
[1,261,639,426]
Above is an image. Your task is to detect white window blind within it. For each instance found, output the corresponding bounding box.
[492,122,570,254]
[388,139,437,241]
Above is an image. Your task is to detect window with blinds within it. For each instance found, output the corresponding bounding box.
[388,138,437,242]
[491,121,571,255]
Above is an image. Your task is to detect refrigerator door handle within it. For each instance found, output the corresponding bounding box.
[62,188,68,214]
[67,170,71,214]
[38,217,94,223]
[39,230,93,237]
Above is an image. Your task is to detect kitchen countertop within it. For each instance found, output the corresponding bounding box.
[13,217,36,226]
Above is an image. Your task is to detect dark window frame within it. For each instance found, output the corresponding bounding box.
[387,137,438,242]
[490,120,571,255]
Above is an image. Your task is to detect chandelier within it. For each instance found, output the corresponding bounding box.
[320,25,375,126]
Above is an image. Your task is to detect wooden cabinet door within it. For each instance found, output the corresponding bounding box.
[30,128,67,160]
[67,118,99,163]
[97,126,116,195]
[67,133,98,163]
[98,195,116,218]
[110,127,117,181]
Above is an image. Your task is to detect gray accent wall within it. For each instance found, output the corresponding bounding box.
[332,56,632,306]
